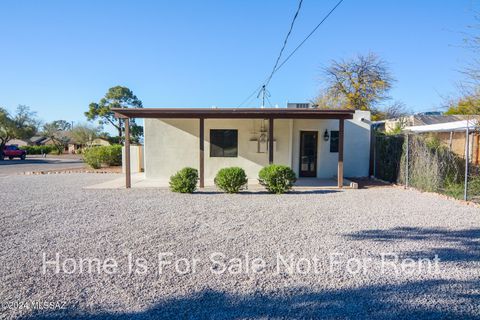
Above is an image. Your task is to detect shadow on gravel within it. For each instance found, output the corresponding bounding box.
[20,279,480,319]
[194,190,341,195]
[345,227,480,263]
[289,190,341,195]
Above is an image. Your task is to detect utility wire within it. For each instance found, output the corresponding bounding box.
[238,0,345,107]
[265,95,274,108]
[265,0,304,88]
[238,0,303,108]
[269,0,344,79]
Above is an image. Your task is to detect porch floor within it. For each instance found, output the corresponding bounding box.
[85,174,357,190]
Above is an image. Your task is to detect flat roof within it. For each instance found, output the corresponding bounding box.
[112,108,355,119]
[404,119,478,133]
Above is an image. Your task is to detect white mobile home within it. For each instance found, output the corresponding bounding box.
[114,107,371,188]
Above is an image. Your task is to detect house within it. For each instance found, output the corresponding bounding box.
[113,106,372,188]
[384,114,480,133]
[28,136,49,146]
[404,119,480,165]
[68,137,111,154]
[7,139,28,147]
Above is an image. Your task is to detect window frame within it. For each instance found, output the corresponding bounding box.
[330,130,339,153]
[209,129,238,158]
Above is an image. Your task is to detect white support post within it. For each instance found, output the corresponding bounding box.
[464,122,470,201]
[405,134,409,188]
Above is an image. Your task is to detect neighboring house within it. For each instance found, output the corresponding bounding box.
[68,137,111,154]
[113,105,372,188]
[29,135,66,149]
[28,136,49,146]
[384,114,480,133]
[7,139,28,147]
[91,138,111,146]
[404,119,480,165]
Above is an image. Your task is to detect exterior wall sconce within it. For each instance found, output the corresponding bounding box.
[323,129,330,141]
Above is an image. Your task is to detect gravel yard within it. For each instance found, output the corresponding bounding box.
[0,173,479,319]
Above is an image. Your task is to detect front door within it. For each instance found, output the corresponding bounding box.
[299,131,318,177]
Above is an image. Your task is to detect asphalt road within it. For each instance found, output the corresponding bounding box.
[0,156,86,176]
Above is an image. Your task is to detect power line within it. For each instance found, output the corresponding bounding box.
[238,0,345,107]
[265,0,304,88]
[270,0,344,78]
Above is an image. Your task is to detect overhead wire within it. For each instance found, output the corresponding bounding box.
[264,0,304,88]
[238,0,345,107]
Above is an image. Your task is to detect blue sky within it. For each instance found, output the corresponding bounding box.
[0,0,477,129]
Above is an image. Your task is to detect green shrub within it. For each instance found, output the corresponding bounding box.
[83,147,104,169]
[214,167,248,193]
[468,175,480,201]
[104,144,122,166]
[169,167,198,193]
[444,181,464,200]
[258,164,297,194]
[20,145,57,155]
[82,145,122,169]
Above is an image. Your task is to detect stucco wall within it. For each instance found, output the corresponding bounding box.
[144,118,291,179]
[344,111,371,177]
[290,111,370,178]
[144,111,371,180]
[122,145,144,174]
[144,119,199,179]
[204,119,291,179]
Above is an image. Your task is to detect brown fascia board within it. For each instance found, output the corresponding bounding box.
[112,108,355,120]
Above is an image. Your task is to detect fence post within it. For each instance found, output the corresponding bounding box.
[373,134,377,178]
[405,134,409,189]
[464,122,470,201]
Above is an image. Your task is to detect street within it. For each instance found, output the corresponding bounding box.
[0,156,86,176]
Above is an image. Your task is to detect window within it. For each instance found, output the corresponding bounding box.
[210,129,238,157]
[330,131,339,153]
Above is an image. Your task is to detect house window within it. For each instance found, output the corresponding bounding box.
[330,131,339,153]
[210,129,238,157]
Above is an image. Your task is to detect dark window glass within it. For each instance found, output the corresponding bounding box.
[210,129,238,157]
[330,131,339,153]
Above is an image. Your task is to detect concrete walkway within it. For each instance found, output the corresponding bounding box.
[85,173,357,190]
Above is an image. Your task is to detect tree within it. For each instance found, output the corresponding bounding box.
[371,101,411,121]
[70,123,100,147]
[85,86,143,142]
[0,105,38,158]
[42,121,70,154]
[447,12,480,112]
[51,120,72,131]
[314,89,347,109]
[445,91,480,115]
[316,53,394,111]
[459,13,480,86]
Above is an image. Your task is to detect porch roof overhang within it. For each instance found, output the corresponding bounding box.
[112,107,355,120]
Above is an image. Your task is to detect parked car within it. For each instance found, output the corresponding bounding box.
[2,145,27,160]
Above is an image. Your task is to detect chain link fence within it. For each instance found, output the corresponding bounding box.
[373,132,480,203]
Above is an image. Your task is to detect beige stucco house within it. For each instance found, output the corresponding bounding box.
[113,107,371,188]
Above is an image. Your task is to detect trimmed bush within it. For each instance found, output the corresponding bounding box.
[214,167,248,193]
[258,164,296,194]
[104,144,122,166]
[20,145,57,155]
[83,147,103,169]
[169,167,198,193]
[82,145,122,169]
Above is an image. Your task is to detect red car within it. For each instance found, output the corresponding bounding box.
[2,145,27,160]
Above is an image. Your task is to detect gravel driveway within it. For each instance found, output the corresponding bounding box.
[0,174,479,319]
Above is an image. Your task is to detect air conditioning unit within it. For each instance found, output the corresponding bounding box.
[287,103,313,109]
